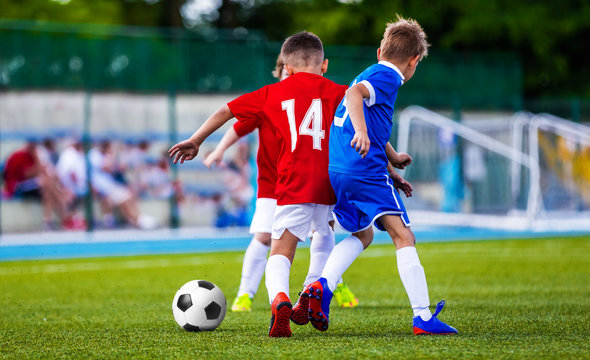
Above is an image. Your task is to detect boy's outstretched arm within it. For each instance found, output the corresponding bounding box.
[203,126,240,169]
[169,105,234,164]
[346,83,371,158]
[385,142,412,169]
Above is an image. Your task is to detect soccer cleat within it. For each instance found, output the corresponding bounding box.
[307,277,333,331]
[413,300,458,335]
[231,294,252,312]
[332,282,359,308]
[268,292,292,337]
[290,286,311,325]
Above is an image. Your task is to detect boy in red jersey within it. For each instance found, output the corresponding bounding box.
[169,32,347,337]
[204,56,359,313]
[203,56,284,313]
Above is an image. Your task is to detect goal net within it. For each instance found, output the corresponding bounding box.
[396,106,590,231]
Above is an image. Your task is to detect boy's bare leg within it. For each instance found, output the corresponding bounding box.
[254,232,272,247]
[118,198,141,227]
[380,214,415,249]
[379,215,431,320]
[269,229,298,261]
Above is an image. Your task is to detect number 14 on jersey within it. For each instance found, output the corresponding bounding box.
[281,99,325,152]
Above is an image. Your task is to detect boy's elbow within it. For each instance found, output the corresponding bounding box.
[221,105,234,118]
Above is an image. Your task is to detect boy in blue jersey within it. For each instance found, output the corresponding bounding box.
[306,16,458,335]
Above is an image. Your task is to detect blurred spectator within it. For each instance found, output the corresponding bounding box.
[88,139,159,229]
[2,139,78,230]
[38,138,60,167]
[56,139,87,199]
[119,139,151,194]
[55,139,88,229]
[215,141,253,227]
[140,151,184,202]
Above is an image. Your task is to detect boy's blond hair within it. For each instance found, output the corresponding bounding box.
[380,16,429,62]
[272,54,284,79]
[280,31,324,69]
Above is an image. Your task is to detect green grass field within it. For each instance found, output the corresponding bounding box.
[1,235,589,359]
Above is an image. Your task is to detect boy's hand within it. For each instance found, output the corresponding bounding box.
[394,153,412,169]
[203,149,223,169]
[169,139,199,164]
[351,130,370,158]
[389,169,413,197]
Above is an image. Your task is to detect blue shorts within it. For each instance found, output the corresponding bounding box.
[329,171,411,233]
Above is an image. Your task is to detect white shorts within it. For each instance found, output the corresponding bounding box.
[249,198,277,234]
[105,184,132,206]
[92,173,132,206]
[272,203,334,242]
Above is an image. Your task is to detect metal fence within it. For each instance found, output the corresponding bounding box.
[1,19,524,110]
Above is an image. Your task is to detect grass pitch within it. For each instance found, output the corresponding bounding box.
[1,235,589,359]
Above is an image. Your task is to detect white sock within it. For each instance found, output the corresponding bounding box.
[336,276,344,286]
[237,238,270,298]
[303,229,335,287]
[321,235,364,291]
[396,246,432,321]
[265,254,291,304]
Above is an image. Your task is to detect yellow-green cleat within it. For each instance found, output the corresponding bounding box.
[332,282,359,308]
[231,294,253,312]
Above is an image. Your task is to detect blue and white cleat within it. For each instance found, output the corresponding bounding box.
[413,300,458,335]
[307,277,333,331]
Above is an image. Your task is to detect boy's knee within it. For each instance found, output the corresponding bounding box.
[393,231,415,249]
[360,237,373,249]
[254,232,272,247]
[270,230,298,261]
[353,230,374,249]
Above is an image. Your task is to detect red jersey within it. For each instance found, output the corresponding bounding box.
[3,149,37,196]
[227,108,279,200]
[228,72,347,206]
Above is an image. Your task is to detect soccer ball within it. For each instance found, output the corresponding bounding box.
[172,280,227,331]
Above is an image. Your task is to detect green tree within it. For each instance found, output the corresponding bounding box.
[2,0,589,97]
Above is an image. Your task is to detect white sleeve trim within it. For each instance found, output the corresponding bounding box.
[360,80,376,107]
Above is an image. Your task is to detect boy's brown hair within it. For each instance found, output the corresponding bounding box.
[280,31,324,69]
[380,16,429,62]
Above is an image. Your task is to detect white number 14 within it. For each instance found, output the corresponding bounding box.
[281,98,325,152]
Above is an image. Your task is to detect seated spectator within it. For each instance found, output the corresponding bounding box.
[119,139,151,194]
[140,151,184,203]
[2,139,77,230]
[88,139,159,229]
[55,139,88,229]
[216,141,253,227]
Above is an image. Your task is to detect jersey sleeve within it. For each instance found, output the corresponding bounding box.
[334,83,348,103]
[232,115,262,137]
[360,71,401,107]
[227,86,267,136]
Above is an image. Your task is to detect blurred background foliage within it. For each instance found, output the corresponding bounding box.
[2,0,589,99]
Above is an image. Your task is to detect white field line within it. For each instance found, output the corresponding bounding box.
[0,254,243,276]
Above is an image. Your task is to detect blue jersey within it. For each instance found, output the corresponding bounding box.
[328,61,404,176]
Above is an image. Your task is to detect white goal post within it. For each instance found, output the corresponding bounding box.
[396,106,590,231]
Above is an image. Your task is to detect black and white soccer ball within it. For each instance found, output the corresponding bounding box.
[172,280,227,331]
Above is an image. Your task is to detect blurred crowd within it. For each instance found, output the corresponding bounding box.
[1,136,254,232]
[2,138,172,230]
